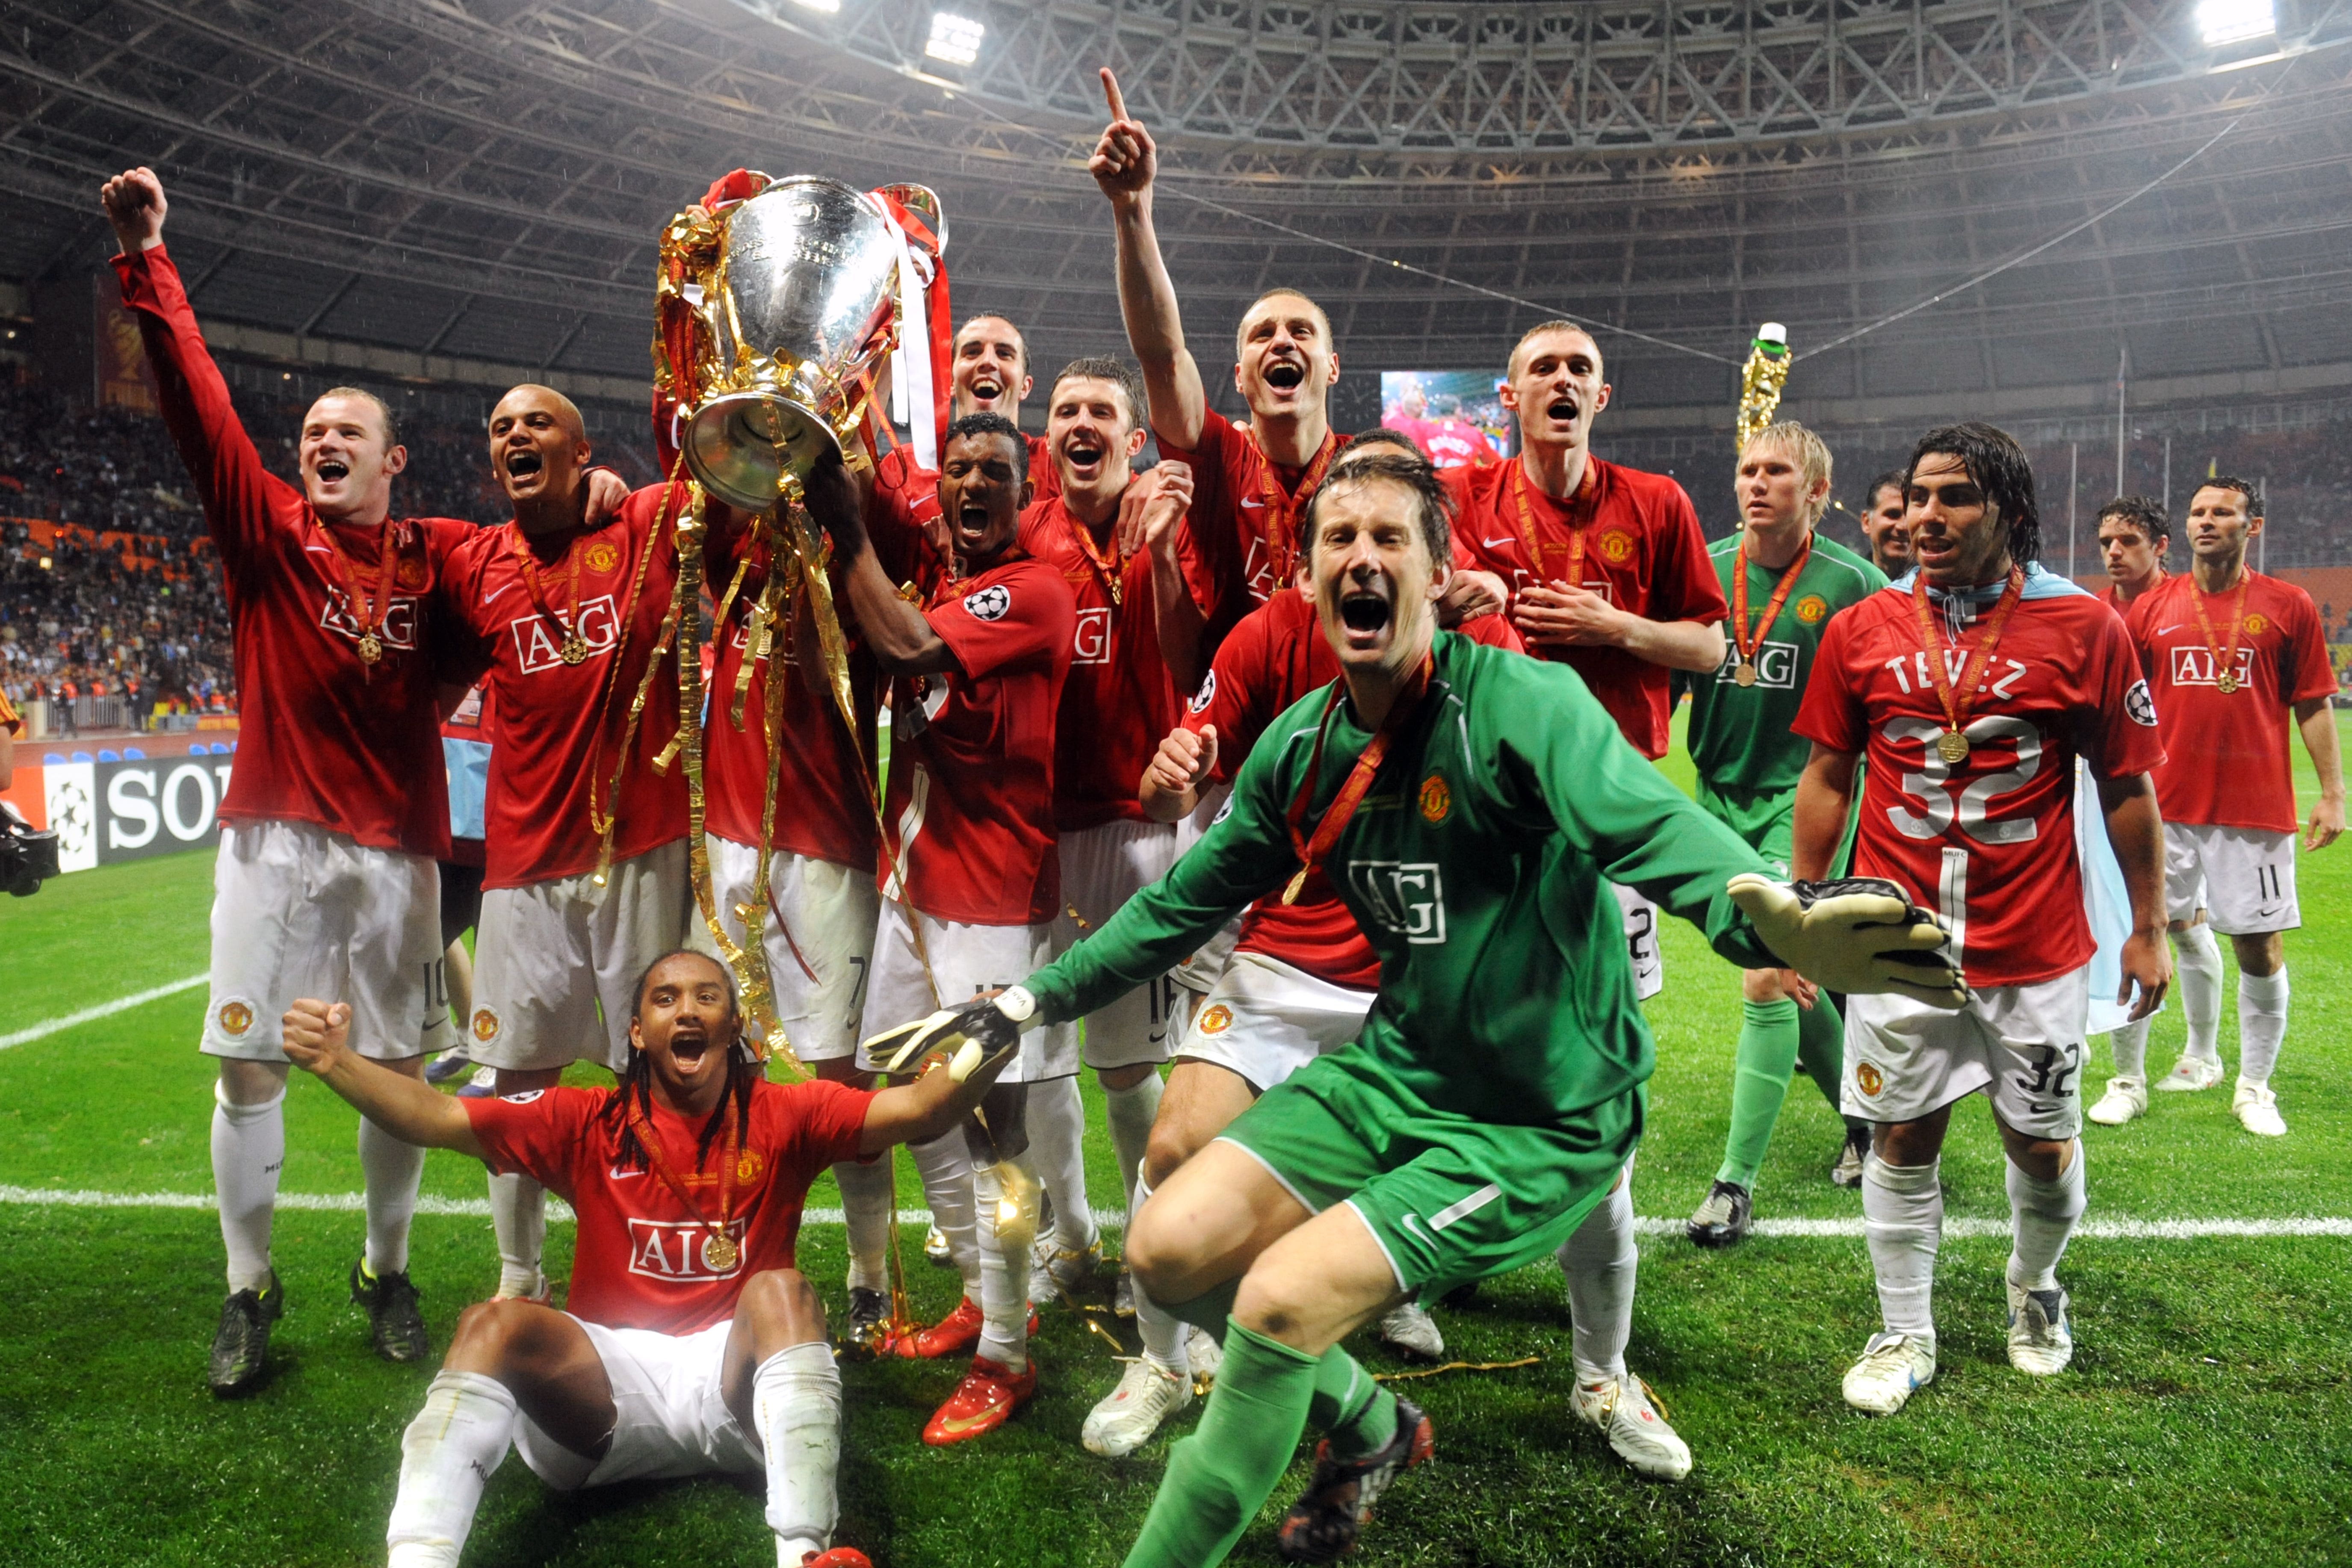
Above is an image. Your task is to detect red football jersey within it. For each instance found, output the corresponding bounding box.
[1017,494,1190,832]
[1160,408,1351,653]
[1422,416,1500,471]
[881,555,1076,925]
[1025,433,1060,502]
[440,485,693,889]
[1183,590,1525,990]
[1448,457,1727,759]
[705,472,940,871]
[465,1078,874,1335]
[1795,574,2166,989]
[114,244,469,859]
[2126,570,2334,834]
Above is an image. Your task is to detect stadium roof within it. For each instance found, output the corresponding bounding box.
[6,0,2352,424]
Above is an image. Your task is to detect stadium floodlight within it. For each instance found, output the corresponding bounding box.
[925,11,984,65]
[790,0,841,12]
[2195,0,2275,46]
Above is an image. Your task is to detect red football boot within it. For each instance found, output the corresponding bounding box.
[921,1354,1040,1446]
[802,1550,872,1568]
[895,1295,984,1360]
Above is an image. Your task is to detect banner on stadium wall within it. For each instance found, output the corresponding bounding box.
[5,756,231,874]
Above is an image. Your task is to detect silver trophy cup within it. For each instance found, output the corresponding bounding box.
[681,176,910,510]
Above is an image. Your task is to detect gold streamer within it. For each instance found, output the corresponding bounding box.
[1734,324,1793,454]
[1372,1355,1542,1384]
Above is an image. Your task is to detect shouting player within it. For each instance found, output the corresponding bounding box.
[1448,319,1729,999]
[2094,496,2169,610]
[440,384,692,1302]
[2104,479,2342,1135]
[821,413,1079,1442]
[106,166,468,1390]
[1019,358,1197,1310]
[281,950,1019,1568]
[1684,423,1887,1245]
[1857,468,1913,578]
[871,452,1959,1564]
[1792,423,2170,1415]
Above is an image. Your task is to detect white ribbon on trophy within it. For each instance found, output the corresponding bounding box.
[870,195,941,471]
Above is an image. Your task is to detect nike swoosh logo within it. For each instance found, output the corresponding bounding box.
[1240,499,1264,509]
[2156,624,2183,634]
[482,582,517,607]
[608,1166,644,1180]
[1482,536,1513,548]
[934,1405,1007,1435]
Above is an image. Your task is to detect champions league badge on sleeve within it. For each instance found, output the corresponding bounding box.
[963,584,1012,621]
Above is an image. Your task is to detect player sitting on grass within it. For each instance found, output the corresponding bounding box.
[866,451,1962,1565]
[278,950,1016,1568]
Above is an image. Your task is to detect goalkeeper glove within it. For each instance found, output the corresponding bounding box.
[1727,874,1967,1008]
[861,986,1038,1080]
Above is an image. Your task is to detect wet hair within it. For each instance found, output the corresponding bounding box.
[1049,356,1146,431]
[2097,496,2170,548]
[603,950,757,1173]
[955,313,1028,375]
[310,386,400,449]
[1234,288,1332,361]
[942,410,1029,470]
[1903,422,2042,568]
[1507,319,1604,380]
[2196,475,2264,517]
[1866,468,1907,511]
[1306,450,1454,570]
[1741,420,1835,526]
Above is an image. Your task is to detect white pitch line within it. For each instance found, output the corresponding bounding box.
[0,974,208,1050]
[0,1188,2344,1240]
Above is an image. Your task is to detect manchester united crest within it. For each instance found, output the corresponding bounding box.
[472,1008,499,1043]
[396,555,428,590]
[2244,612,2269,635]
[1795,594,1829,624]
[1198,1004,1234,1035]
[585,539,623,575]
[1418,773,1451,824]
[1598,530,1635,565]
[1855,1061,1884,1097]
[217,1000,254,1036]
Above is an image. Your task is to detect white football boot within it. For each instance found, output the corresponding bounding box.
[2154,1054,2225,1093]
[1376,1301,1446,1361]
[1843,1332,1936,1414]
[1569,1374,1692,1481]
[1081,1358,1193,1458]
[923,1224,952,1265]
[2233,1079,2287,1137]
[2086,1075,2147,1126]
[2006,1276,2074,1375]
[1185,1324,1222,1385]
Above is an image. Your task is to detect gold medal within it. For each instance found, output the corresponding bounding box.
[2216,670,2240,695]
[356,632,383,664]
[1937,729,1971,765]
[560,633,590,666]
[1734,661,1758,688]
[701,1232,739,1272]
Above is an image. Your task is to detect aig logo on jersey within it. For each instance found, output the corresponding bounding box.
[1073,607,1113,665]
[1717,640,1799,689]
[2169,646,2254,689]
[627,1218,748,1282]
[320,592,418,653]
[1347,861,1448,945]
[510,594,621,673]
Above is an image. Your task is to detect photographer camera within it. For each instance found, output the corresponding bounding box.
[0,687,59,896]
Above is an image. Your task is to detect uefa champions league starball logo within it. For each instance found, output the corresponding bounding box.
[48,779,92,857]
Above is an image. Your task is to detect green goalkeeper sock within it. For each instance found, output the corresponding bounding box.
[1795,993,1847,1114]
[1120,1319,1318,1568]
[1309,1344,1396,1458]
[1717,998,1802,1189]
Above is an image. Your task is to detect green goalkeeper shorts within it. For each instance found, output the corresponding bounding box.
[1696,776,1863,879]
[1217,1048,1640,1300]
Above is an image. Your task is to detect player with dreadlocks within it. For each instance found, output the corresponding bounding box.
[279,950,1019,1568]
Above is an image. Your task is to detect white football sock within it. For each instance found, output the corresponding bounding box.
[1129,1171,1188,1377]
[833,1154,896,1294]
[386,1370,515,1568]
[2237,966,2289,1086]
[212,1079,284,1295]
[360,1113,425,1277]
[2107,1017,2150,1080]
[973,1156,1035,1370]
[1554,1171,1636,1384]
[1103,1073,1164,1225]
[488,1171,547,1299]
[2175,924,2225,1063]
[751,1341,842,1567]
[907,1126,980,1296]
[1027,1076,1098,1254]
[1862,1154,1942,1343]
[2006,1141,2085,1292]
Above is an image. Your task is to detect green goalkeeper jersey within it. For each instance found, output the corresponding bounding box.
[1023,633,1778,1127]
[1684,531,1885,794]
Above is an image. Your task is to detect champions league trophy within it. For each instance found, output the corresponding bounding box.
[1735,321,1792,452]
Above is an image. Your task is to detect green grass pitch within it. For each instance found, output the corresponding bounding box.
[2,725,2348,1566]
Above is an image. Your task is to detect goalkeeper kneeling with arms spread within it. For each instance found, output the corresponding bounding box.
[868,452,1965,1567]
[281,949,1020,1568]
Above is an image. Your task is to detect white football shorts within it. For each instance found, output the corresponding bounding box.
[2163,821,2299,935]
[706,835,881,1063]
[511,1315,758,1490]
[1611,882,1664,1001]
[1052,818,1182,1071]
[202,819,450,1063]
[1843,966,2089,1140]
[856,898,1077,1083]
[1171,784,1241,995]
[1175,950,1373,1093]
[470,839,692,1074]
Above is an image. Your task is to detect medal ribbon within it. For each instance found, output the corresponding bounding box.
[508,523,589,650]
[1244,428,1339,587]
[1064,500,1127,609]
[622,1098,741,1263]
[1280,651,1433,905]
[315,510,399,653]
[1512,462,1598,588]
[1909,565,2026,748]
[1732,532,1814,670]
[2189,573,2251,692]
